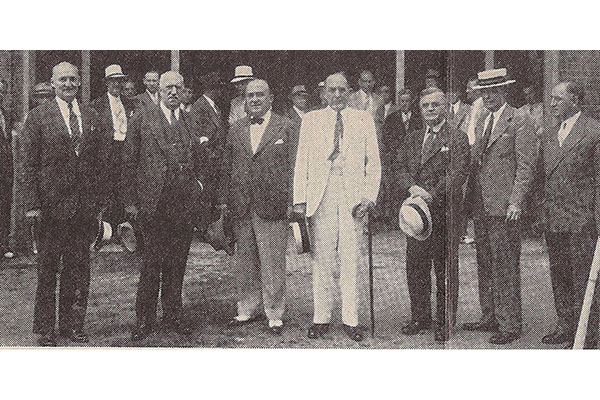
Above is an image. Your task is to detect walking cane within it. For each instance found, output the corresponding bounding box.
[367,211,375,338]
[573,237,600,349]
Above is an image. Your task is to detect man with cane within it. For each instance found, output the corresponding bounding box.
[540,80,600,349]
[293,72,381,342]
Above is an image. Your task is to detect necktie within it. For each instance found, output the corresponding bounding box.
[67,102,81,155]
[421,127,435,164]
[477,111,495,162]
[115,101,127,137]
[170,109,177,125]
[328,111,344,161]
[250,116,264,125]
[558,121,568,147]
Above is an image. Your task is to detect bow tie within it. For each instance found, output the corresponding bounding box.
[250,116,264,125]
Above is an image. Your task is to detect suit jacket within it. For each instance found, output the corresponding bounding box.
[519,102,544,139]
[293,107,381,217]
[134,91,159,113]
[219,112,297,221]
[448,101,471,133]
[122,105,204,218]
[382,109,422,173]
[540,114,600,233]
[21,99,110,220]
[0,106,13,186]
[396,121,470,223]
[348,90,385,128]
[466,104,536,217]
[285,107,303,126]
[90,93,127,141]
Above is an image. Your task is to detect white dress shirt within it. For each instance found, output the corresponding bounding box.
[55,96,82,137]
[482,102,508,135]
[250,110,271,153]
[147,90,159,105]
[108,92,127,141]
[558,111,581,146]
[467,97,483,145]
[160,101,180,125]
[359,89,374,114]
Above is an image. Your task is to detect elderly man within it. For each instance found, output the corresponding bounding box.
[123,71,205,341]
[286,85,310,125]
[293,72,381,342]
[540,81,600,349]
[0,79,14,260]
[219,79,297,335]
[135,70,160,111]
[463,68,536,345]
[22,62,110,346]
[348,70,385,128]
[396,87,470,342]
[228,65,254,126]
[91,64,129,234]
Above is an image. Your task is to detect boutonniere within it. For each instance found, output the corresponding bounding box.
[200,136,209,144]
[275,138,284,144]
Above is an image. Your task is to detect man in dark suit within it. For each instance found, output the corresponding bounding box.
[180,86,194,114]
[285,85,310,125]
[463,68,536,345]
[219,78,297,335]
[90,64,129,235]
[123,71,205,341]
[22,62,110,346]
[447,90,471,133]
[121,78,137,118]
[540,81,600,349]
[0,78,14,259]
[134,70,160,112]
[396,87,470,342]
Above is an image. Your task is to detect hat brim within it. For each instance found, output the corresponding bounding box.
[472,79,515,90]
[105,73,127,79]
[231,76,253,83]
[398,197,433,241]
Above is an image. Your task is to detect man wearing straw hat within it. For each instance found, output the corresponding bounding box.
[396,87,470,342]
[540,80,600,349]
[463,68,536,345]
[228,65,254,126]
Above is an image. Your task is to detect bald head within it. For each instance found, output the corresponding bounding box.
[245,79,273,117]
[324,73,350,111]
[160,71,184,110]
[51,62,80,102]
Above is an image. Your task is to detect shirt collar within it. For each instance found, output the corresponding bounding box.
[55,96,80,116]
[251,109,271,126]
[293,105,305,117]
[427,119,446,134]
[203,94,216,108]
[160,100,180,123]
[358,89,370,101]
[488,102,507,118]
[146,90,158,101]
[107,91,121,102]
[562,111,582,128]
[402,111,411,120]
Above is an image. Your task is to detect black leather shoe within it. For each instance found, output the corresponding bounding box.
[401,321,431,335]
[37,332,57,347]
[489,331,520,345]
[462,320,500,332]
[307,323,330,339]
[343,324,364,342]
[59,329,89,343]
[541,330,569,345]
[435,328,448,343]
[131,324,152,341]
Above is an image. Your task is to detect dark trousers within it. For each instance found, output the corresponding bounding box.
[104,141,125,227]
[33,214,95,334]
[473,216,522,334]
[135,177,194,327]
[0,179,11,251]
[546,227,599,348]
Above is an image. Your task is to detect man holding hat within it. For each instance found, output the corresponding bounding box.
[396,87,470,342]
[91,64,129,232]
[293,72,381,342]
[123,71,206,341]
[228,65,254,126]
[539,81,600,348]
[463,68,536,345]
[286,85,310,125]
[22,62,111,346]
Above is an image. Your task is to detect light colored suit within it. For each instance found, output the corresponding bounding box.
[293,106,381,326]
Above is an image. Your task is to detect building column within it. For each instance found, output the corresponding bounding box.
[81,50,91,106]
[395,50,405,103]
[21,51,31,120]
[485,50,494,70]
[171,50,180,72]
[543,50,560,125]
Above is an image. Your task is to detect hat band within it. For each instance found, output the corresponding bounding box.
[477,76,509,86]
[407,203,429,234]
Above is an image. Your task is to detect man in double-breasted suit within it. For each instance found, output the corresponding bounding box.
[123,71,205,341]
[540,81,600,349]
[22,62,111,346]
[293,72,381,342]
[463,69,536,345]
[396,87,470,342]
[219,79,297,335]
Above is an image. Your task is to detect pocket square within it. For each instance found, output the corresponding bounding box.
[200,136,209,144]
[440,146,450,152]
[274,138,284,144]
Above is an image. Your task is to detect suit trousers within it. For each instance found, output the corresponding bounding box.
[135,176,194,327]
[546,228,599,348]
[33,213,95,334]
[473,216,522,334]
[309,162,363,327]
[234,212,287,321]
[0,179,11,250]
[104,140,125,227]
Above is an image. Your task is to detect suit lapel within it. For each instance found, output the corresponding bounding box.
[150,108,169,156]
[239,118,253,156]
[420,124,448,167]
[486,106,513,149]
[411,128,426,172]
[547,116,587,177]
[254,114,282,158]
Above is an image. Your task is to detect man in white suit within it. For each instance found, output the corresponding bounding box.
[293,72,381,342]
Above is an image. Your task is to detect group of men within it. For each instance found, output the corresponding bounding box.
[6,57,600,350]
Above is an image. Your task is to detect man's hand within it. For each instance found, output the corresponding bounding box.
[353,198,375,218]
[409,185,433,202]
[124,205,138,221]
[506,204,521,222]
[25,209,41,221]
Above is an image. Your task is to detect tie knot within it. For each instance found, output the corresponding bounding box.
[562,121,567,129]
[250,116,264,125]
[67,102,73,111]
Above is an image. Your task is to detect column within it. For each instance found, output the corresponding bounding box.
[21,51,31,120]
[171,50,180,73]
[485,50,494,70]
[395,50,405,104]
[81,50,91,106]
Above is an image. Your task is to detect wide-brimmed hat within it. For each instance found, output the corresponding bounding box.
[472,68,515,90]
[231,65,254,83]
[104,64,127,79]
[398,196,432,241]
[91,220,137,253]
[289,213,310,254]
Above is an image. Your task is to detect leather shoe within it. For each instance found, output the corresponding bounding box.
[434,328,447,343]
[541,330,569,345]
[401,320,431,335]
[307,323,330,339]
[37,332,57,347]
[166,319,192,335]
[131,324,152,341]
[343,324,364,342]
[59,329,89,343]
[462,320,499,332]
[489,331,520,345]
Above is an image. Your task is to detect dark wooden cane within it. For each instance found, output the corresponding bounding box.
[367,211,375,338]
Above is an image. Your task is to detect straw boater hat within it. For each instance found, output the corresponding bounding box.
[398,196,433,241]
[230,65,254,83]
[472,68,515,90]
[104,64,127,79]
[91,220,137,253]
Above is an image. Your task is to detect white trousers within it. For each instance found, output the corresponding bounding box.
[309,162,363,327]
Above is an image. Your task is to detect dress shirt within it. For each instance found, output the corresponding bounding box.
[250,110,271,153]
[203,94,219,115]
[359,89,374,114]
[147,90,159,105]
[558,111,581,147]
[452,101,460,116]
[402,111,412,123]
[55,96,82,137]
[384,102,392,119]
[160,101,180,125]
[467,97,483,145]
[108,92,127,141]
[293,105,305,119]
[482,102,508,136]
